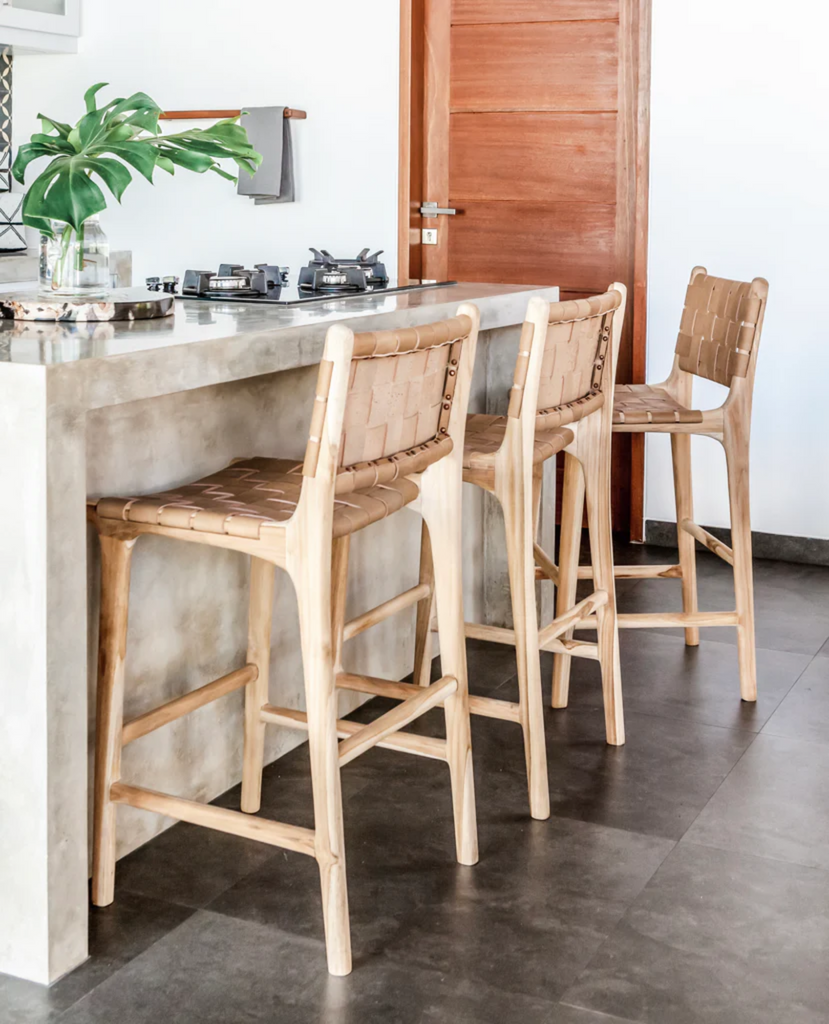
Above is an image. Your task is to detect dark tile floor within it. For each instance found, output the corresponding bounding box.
[4,543,829,1023]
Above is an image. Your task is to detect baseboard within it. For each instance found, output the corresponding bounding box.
[645,519,829,568]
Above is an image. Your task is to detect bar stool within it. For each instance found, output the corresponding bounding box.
[407,286,628,820]
[553,267,768,705]
[88,306,481,977]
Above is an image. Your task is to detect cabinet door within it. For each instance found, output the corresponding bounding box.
[0,0,79,36]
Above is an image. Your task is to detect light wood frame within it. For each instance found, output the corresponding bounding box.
[553,268,769,704]
[463,286,629,821]
[360,286,629,822]
[88,304,482,978]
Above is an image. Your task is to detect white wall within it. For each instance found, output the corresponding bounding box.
[13,0,827,541]
[646,0,829,540]
[11,0,400,286]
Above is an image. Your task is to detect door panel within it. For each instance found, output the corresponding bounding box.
[402,0,650,535]
[452,0,618,23]
[448,202,616,292]
[450,112,617,203]
[451,21,618,112]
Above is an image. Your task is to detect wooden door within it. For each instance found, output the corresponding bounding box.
[399,0,651,536]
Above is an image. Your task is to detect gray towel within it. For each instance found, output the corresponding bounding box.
[237,106,295,204]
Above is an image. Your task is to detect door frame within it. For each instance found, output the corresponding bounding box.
[397,0,652,541]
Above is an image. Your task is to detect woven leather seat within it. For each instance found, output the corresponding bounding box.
[93,457,420,541]
[462,414,574,471]
[613,383,704,426]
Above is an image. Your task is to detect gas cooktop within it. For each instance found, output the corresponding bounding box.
[165,249,455,306]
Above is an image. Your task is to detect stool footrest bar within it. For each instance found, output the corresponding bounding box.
[465,622,516,646]
[260,704,447,761]
[465,621,600,659]
[122,665,258,745]
[579,564,683,580]
[469,695,521,723]
[342,582,432,642]
[545,637,601,659]
[680,519,734,565]
[109,782,316,856]
[617,610,739,628]
[337,675,457,766]
[533,543,560,585]
[336,672,425,701]
[539,591,608,649]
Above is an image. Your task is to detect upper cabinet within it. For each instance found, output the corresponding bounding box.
[0,0,80,53]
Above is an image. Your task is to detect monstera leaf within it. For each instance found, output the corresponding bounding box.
[12,83,262,237]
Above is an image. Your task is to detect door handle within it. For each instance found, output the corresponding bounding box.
[420,201,456,217]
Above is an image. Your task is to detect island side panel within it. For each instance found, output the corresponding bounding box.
[0,368,89,984]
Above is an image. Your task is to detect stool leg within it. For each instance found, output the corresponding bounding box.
[532,466,543,538]
[552,452,585,708]
[293,534,352,976]
[413,521,435,687]
[331,535,351,675]
[581,423,625,746]
[421,466,479,866]
[241,557,276,814]
[725,431,757,702]
[92,534,136,907]
[500,469,550,821]
[671,433,700,646]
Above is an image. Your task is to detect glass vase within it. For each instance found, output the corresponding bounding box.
[39,216,110,299]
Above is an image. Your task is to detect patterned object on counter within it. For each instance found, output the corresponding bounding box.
[0,288,175,322]
[0,47,10,194]
[0,192,26,252]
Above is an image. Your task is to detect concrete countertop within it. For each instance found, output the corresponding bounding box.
[0,276,562,985]
[0,282,557,411]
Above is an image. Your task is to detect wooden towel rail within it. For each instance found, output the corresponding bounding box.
[159,108,306,120]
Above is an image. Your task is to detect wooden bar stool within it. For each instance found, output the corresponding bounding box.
[553,268,768,705]
[408,286,628,820]
[88,306,481,977]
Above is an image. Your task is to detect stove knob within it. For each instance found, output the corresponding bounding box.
[146,276,161,292]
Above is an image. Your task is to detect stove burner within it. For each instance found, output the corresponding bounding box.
[182,264,289,300]
[175,251,452,306]
[298,248,389,293]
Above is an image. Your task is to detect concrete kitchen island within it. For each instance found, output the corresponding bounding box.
[0,282,558,984]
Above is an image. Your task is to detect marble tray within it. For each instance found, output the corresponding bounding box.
[0,287,174,322]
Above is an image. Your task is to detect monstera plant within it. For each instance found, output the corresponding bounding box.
[12,83,262,297]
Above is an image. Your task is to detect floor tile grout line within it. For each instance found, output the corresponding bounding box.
[495,667,791,741]
[51,901,202,1022]
[554,840,681,1022]
[557,996,642,1024]
[666,647,822,848]
[676,835,829,880]
[658,632,829,658]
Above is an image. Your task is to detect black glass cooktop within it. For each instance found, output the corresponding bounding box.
[177,279,456,307]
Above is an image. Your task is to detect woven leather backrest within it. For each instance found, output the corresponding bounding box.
[674,271,764,386]
[304,315,473,494]
[510,290,622,429]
